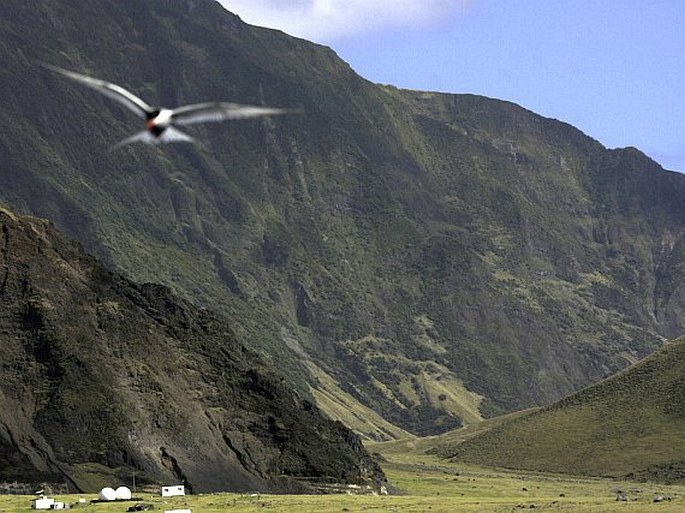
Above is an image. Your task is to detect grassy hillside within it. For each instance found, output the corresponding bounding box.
[443,337,685,482]
[1,0,685,437]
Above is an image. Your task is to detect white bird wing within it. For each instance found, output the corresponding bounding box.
[43,64,154,119]
[170,102,301,126]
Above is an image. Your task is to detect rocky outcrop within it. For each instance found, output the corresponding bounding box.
[0,207,386,492]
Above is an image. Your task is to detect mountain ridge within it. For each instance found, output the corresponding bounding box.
[1,0,685,437]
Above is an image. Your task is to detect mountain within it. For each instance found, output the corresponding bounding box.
[1,0,685,437]
[442,336,685,483]
[0,205,385,493]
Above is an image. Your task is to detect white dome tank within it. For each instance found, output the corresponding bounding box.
[99,487,117,501]
[115,486,132,500]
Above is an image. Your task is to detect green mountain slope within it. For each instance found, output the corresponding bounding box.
[444,337,685,482]
[0,205,385,493]
[1,0,685,436]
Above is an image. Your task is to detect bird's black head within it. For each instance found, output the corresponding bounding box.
[146,109,161,121]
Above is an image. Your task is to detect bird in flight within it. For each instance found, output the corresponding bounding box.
[43,64,300,149]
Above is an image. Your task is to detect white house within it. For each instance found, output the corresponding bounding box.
[161,485,185,497]
[31,496,54,510]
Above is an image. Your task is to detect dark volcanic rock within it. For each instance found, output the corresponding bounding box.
[0,207,386,492]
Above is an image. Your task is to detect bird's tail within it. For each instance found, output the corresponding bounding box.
[160,126,194,144]
[109,131,155,151]
[109,127,194,151]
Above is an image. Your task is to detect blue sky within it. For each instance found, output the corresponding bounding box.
[221,1,685,172]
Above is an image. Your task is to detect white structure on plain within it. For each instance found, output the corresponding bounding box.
[31,496,54,510]
[161,485,185,497]
[115,486,132,500]
[31,496,66,510]
[99,487,117,501]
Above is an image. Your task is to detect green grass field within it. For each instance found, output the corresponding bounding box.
[3,447,683,513]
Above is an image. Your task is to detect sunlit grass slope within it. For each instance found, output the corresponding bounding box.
[444,337,685,482]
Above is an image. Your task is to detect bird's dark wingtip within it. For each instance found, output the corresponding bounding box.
[37,61,65,73]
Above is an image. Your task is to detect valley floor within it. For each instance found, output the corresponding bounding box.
[1,443,683,513]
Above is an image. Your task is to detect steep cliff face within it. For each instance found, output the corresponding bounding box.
[0,206,385,492]
[1,0,685,437]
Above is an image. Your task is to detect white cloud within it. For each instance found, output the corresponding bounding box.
[218,0,472,42]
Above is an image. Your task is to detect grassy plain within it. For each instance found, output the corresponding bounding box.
[2,446,683,513]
